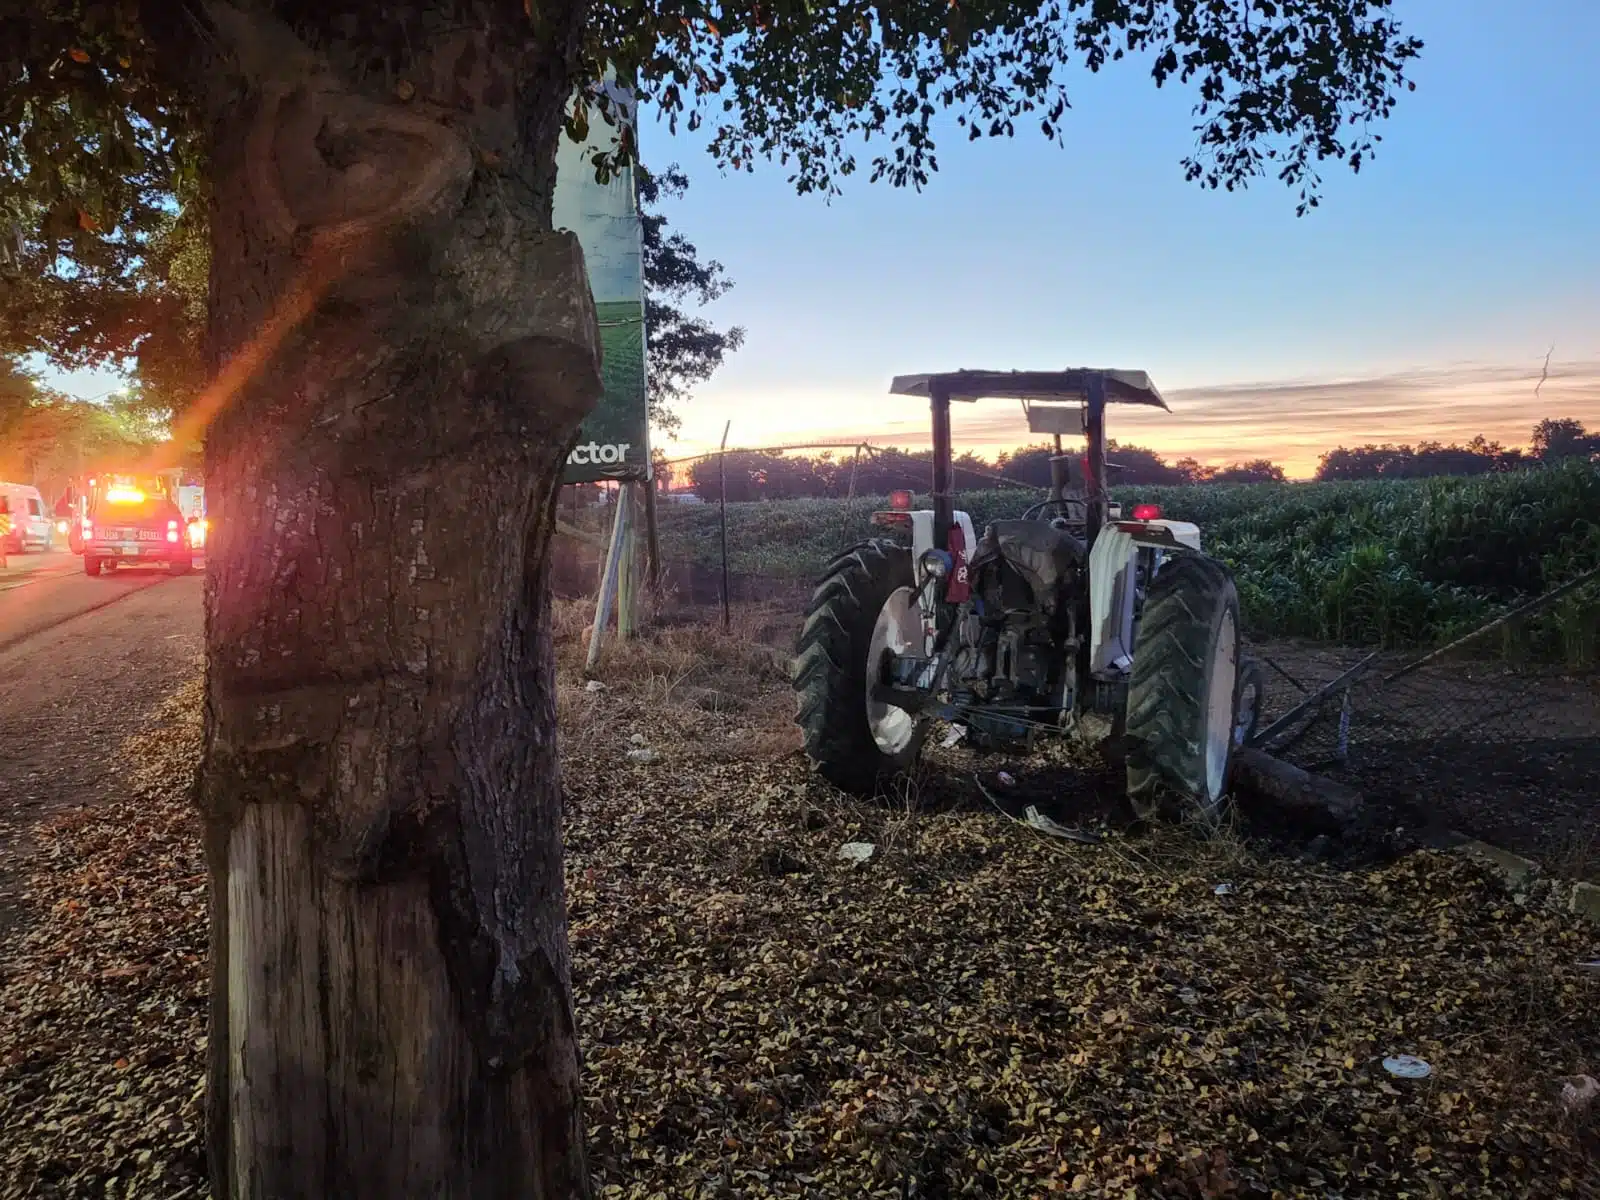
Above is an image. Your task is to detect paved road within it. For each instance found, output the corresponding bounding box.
[0,547,79,589]
[0,562,204,934]
[0,550,202,653]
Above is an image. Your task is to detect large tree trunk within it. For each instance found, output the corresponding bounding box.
[188,3,599,1195]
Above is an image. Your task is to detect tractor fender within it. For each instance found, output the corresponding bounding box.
[1134,518,1201,551]
[1088,526,1140,677]
[1089,519,1204,675]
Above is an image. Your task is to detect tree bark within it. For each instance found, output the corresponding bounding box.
[188,3,598,1195]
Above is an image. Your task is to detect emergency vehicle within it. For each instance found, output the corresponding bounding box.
[81,474,195,576]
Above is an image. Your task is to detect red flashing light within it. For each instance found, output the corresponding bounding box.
[1131,503,1162,521]
[888,489,913,511]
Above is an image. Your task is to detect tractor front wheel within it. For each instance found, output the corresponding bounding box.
[1125,553,1244,824]
[793,540,928,795]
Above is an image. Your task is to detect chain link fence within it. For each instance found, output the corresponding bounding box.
[1243,563,1600,868]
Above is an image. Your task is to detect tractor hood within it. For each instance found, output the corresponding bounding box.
[888,369,1169,410]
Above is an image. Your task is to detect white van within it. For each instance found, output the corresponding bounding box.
[0,482,51,552]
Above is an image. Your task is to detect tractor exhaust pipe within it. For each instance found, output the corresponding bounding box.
[1048,452,1072,505]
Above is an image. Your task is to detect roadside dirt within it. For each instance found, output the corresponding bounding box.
[0,553,178,654]
[0,575,203,937]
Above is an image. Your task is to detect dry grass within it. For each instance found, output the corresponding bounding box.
[555,596,801,768]
[1546,825,1600,888]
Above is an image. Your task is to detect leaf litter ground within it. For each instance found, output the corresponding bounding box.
[1,603,1596,1199]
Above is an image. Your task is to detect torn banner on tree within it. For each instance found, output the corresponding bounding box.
[556,81,650,484]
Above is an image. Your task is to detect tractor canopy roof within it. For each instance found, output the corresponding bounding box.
[888,369,1168,410]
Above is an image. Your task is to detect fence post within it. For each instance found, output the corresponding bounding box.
[718,419,731,632]
[585,485,631,673]
[617,488,635,641]
[643,472,661,593]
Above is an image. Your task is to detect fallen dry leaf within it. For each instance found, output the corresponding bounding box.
[2,602,1596,1198]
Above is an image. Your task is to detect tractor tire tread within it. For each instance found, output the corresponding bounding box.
[1124,553,1240,822]
[793,539,925,795]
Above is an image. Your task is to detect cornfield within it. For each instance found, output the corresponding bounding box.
[653,461,1600,664]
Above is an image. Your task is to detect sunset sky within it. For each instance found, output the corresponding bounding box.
[37,0,1600,480]
[647,0,1600,478]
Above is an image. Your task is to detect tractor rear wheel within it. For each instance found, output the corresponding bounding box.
[1125,553,1243,824]
[793,540,928,795]
[1232,656,1264,753]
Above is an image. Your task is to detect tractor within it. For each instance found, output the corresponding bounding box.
[793,369,1264,822]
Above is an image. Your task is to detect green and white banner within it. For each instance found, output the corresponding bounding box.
[556,83,650,484]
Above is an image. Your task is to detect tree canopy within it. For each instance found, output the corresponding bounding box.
[0,357,177,497]
[1315,420,1597,480]
[3,0,1423,389]
[683,438,1282,500]
[1531,417,1599,463]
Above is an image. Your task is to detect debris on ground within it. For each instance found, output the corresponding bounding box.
[1022,805,1101,844]
[836,841,876,865]
[0,680,209,1196]
[2,601,1597,1198]
[1382,1054,1433,1080]
[1560,1074,1598,1114]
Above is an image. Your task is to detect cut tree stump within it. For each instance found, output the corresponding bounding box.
[1231,747,1363,826]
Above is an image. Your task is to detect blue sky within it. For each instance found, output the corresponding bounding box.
[42,0,1600,478]
[645,0,1600,475]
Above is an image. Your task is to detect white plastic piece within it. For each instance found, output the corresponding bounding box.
[1382,1055,1432,1079]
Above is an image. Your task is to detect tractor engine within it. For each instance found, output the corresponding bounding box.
[947,519,1085,746]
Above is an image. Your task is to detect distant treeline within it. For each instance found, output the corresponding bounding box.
[669,417,1598,502]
